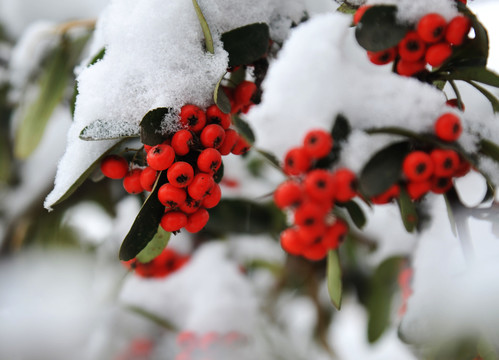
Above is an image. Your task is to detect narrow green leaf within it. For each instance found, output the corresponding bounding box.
[213,74,231,114]
[396,188,418,233]
[140,107,172,146]
[135,226,171,263]
[192,0,214,54]
[444,67,499,88]
[355,6,409,52]
[336,3,358,16]
[359,141,410,197]
[125,305,176,331]
[443,193,458,237]
[0,133,11,182]
[119,171,168,261]
[232,115,255,144]
[479,139,499,163]
[467,81,499,113]
[256,148,282,171]
[327,250,342,310]
[342,200,366,229]
[80,119,140,141]
[221,23,270,67]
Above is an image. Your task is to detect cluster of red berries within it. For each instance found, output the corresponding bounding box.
[114,338,154,360]
[175,331,246,360]
[100,82,257,234]
[355,5,472,76]
[274,129,352,261]
[122,248,190,278]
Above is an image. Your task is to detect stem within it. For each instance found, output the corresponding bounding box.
[55,19,96,34]
[192,0,214,54]
[448,80,465,111]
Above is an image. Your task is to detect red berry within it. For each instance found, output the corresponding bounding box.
[202,183,222,209]
[398,31,426,62]
[303,129,333,159]
[180,104,206,132]
[206,104,231,129]
[177,331,197,348]
[431,176,453,194]
[370,184,400,204]
[454,158,471,177]
[158,183,187,208]
[417,13,447,43]
[430,149,460,177]
[179,197,201,214]
[396,59,426,77]
[101,155,128,179]
[274,180,303,209]
[188,173,215,200]
[185,208,210,233]
[197,148,222,174]
[231,135,251,155]
[296,223,327,246]
[160,211,187,232]
[446,98,465,111]
[353,5,372,25]
[406,180,432,200]
[200,124,225,149]
[140,166,158,192]
[435,113,462,141]
[167,161,194,188]
[234,81,257,111]
[171,130,194,156]
[331,168,357,202]
[304,169,335,204]
[402,151,434,182]
[367,47,397,65]
[123,169,143,194]
[218,129,239,155]
[294,201,326,228]
[302,242,328,261]
[425,42,452,67]
[143,144,153,153]
[283,147,311,175]
[445,15,471,46]
[147,143,175,171]
[322,219,348,249]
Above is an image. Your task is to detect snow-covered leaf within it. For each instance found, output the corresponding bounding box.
[135,226,171,264]
[140,107,172,146]
[80,119,140,141]
[221,23,270,67]
[327,250,342,310]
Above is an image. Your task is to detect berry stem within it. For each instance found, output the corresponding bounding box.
[448,80,465,111]
[192,0,214,54]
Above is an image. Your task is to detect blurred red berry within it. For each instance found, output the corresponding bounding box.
[435,113,462,141]
[101,155,128,179]
[123,169,143,194]
[417,13,447,43]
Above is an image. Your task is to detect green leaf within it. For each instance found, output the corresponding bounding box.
[192,0,214,54]
[355,6,409,52]
[80,119,140,141]
[0,133,11,182]
[213,74,231,114]
[478,337,498,360]
[443,193,458,237]
[396,188,418,232]
[232,115,255,144]
[119,171,168,261]
[140,107,172,146]
[256,148,282,171]
[332,113,351,143]
[467,81,499,113]
[135,226,171,263]
[327,250,342,310]
[444,67,499,88]
[367,257,403,343]
[341,200,366,229]
[359,141,410,197]
[479,139,499,164]
[125,305,176,331]
[336,3,358,16]
[221,23,270,67]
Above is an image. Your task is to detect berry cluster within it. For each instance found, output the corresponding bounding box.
[100,85,257,234]
[122,248,190,278]
[274,129,352,261]
[356,6,472,77]
[175,331,246,360]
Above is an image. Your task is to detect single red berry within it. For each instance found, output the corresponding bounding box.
[283,147,311,175]
[303,129,333,159]
[296,223,327,246]
[176,331,198,348]
[431,176,453,194]
[403,151,434,182]
[123,169,143,194]
[446,98,465,111]
[218,129,239,155]
[167,161,194,188]
[353,5,372,25]
[371,184,400,204]
[406,180,432,200]
[322,219,348,250]
[445,15,471,46]
[197,148,222,174]
[274,180,303,209]
[454,158,471,177]
[234,81,257,111]
[199,332,220,350]
[202,183,222,209]
[158,183,187,208]
[417,13,447,43]
[180,104,206,132]
[171,129,194,156]
[200,124,225,149]
[160,211,187,232]
[101,155,128,179]
[367,47,397,65]
[294,201,327,228]
[140,166,158,192]
[396,59,426,77]
[147,143,175,171]
[304,169,335,204]
[188,173,215,200]
[435,113,462,141]
[430,149,460,177]
[143,144,153,153]
[302,242,328,261]
[331,168,357,202]
[185,208,210,233]
[457,0,467,4]
[425,42,452,67]
[398,31,426,62]
[206,104,231,129]
[179,197,201,214]
[231,135,251,155]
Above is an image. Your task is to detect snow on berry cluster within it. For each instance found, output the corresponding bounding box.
[357,4,472,76]
[122,248,190,278]
[175,331,247,360]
